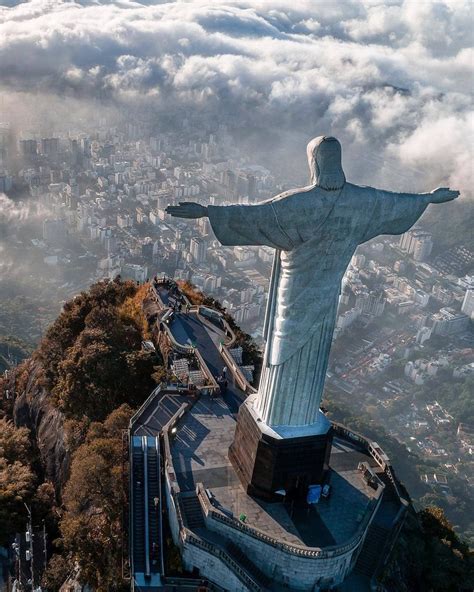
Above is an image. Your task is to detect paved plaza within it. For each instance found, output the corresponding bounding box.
[171,397,379,549]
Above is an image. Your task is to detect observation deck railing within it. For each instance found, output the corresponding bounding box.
[195,482,383,561]
[218,343,257,395]
[331,422,409,509]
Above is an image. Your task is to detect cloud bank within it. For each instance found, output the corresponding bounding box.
[0,0,472,194]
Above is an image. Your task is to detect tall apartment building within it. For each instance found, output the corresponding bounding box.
[431,307,470,336]
[190,237,207,264]
[40,137,60,157]
[399,228,433,262]
[20,139,38,158]
[461,289,474,320]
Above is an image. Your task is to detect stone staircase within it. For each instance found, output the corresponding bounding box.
[179,496,268,592]
[226,541,272,589]
[354,523,390,578]
[376,472,399,503]
[181,494,205,529]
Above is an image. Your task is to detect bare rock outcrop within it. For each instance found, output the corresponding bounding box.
[9,359,70,491]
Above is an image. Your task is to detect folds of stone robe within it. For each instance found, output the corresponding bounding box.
[208,184,429,428]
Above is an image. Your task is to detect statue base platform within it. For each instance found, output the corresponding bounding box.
[229,397,333,501]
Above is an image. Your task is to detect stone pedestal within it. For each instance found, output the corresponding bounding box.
[229,399,333,501]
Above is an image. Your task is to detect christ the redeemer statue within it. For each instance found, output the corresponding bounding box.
[167,136,458,435]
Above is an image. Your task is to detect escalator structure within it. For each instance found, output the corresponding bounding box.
[131,436,164,591]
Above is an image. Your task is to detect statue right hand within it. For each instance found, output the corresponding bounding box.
[429,187,460,203]
[165,202,208,219]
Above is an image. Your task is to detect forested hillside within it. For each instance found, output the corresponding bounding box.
[0,278,164,591]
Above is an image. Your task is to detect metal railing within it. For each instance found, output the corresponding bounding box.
[197,306,237,347]
[162,401,190,482]
[332,422,409,509]
[194,308,235,347]
[156,436,165,576]
[194,348,219,393]
[161,321,195,354]
[143,437,151,578]
[219,343,257,395]
[129,384,166,434]
[164,576,227,591]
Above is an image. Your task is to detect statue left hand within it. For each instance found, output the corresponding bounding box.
[165,202,208,219]
[429,187,460,203]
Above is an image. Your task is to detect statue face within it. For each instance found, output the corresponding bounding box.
[307,136,345,190]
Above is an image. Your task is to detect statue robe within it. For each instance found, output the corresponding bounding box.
[208,183,429,428]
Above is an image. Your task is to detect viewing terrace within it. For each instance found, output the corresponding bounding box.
[129,278,409,591]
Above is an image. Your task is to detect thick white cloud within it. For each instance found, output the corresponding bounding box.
[0,193,52,222]
[0,0,472,194]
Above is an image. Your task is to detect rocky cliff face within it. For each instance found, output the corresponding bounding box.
[9,358,70,491]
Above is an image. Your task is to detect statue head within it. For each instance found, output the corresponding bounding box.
[307,136,346,191]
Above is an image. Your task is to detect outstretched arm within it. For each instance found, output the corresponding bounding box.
[166,200,294,250]
[359,185,460,244]
[164,188,459,219]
